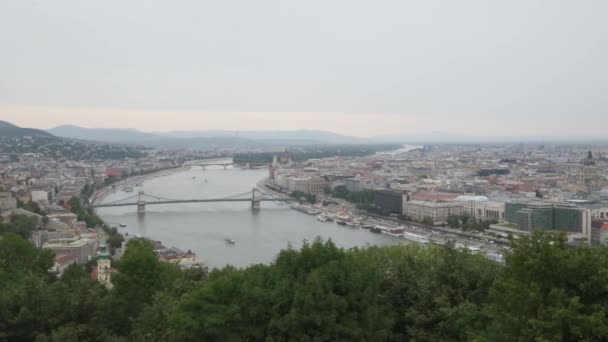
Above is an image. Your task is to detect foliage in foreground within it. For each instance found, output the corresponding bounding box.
[1,232,608,341]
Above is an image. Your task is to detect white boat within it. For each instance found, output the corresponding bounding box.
[345,221,358,228]
[402,232,430,244]
[316,214,329,222]
[119,223,127,227]
[224,237,236,245]
[307,208,320,215]
[123,186,134,192]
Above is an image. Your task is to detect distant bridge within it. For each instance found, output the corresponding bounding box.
[92,188,294,213]
[184,158,233,170]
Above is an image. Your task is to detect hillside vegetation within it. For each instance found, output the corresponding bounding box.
[1,232,607,341]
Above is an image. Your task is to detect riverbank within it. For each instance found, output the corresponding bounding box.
[90,166,186,206]
[257,177,506,258]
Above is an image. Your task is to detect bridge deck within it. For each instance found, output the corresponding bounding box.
[93,198,293,208]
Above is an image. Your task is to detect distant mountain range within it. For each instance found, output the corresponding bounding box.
[0,120,53,138]
[46,125,368,147]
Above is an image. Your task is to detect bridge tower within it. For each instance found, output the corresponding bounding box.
[251,187,260,210]
[137,190,146,214]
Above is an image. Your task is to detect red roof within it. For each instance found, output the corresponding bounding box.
[411,192,459,201]
[105,168,122,177]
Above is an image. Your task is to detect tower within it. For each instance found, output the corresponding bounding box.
[97,243,113,289]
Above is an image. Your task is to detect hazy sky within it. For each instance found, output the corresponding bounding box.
[1,0,606,137]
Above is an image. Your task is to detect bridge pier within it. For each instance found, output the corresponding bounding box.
[251,187,260,210]
[137,190,145,214]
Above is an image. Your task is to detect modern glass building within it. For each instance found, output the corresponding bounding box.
[505,201,588,233]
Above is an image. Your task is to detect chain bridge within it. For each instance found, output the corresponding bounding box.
[91,188,293,213]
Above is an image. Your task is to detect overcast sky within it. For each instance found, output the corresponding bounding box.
[1,0,606,137]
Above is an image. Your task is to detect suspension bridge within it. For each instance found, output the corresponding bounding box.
[91,188,294,213]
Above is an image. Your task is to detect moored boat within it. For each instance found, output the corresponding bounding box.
[316,214,329,222]
[402,232,430,244]
[224,237,236,245]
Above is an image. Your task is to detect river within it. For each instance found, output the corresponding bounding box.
[96,167,406,268]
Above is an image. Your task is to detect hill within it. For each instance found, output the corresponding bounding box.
[0,120,53,137]
[47,125,162,143]
[48,125,368,147]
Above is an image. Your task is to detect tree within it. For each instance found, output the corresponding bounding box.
[110,239,182,335]
[422,217,434,226]
[481,231,608,341]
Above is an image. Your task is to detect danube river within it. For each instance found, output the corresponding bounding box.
[96,167,405,268]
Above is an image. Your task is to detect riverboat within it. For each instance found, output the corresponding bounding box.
[402,232,430,244]
[316,214,329,222]
[224,237,236,245]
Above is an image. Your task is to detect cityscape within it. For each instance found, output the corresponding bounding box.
[2,0,608,340]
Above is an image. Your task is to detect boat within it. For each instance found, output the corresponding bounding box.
[119,223,127,227]
[224,237,236,245]
[402,232,430,244]
[123,186,134,192]
[336,219,347,225]
[322,213,335,221]
[345,220,358,228]
[192,176,196,179]
[316,214,329,222]
[307,208,320,215]
[370,226,382,233]
[361,223,374,229]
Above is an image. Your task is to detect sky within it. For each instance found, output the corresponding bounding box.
[1,0,606,137]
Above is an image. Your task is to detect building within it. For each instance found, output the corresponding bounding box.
[403,200,464,225]
[0,192,17,211]
[42,237,99,264]
[30,190,49,205]
[344,178,363,192]
[375,189,405,214]
[456,195,488,218]
[599,222,608,245]
[286,176,327,195]
[96,244,113,289]
[571,151,602,191]
[505,201,591,234]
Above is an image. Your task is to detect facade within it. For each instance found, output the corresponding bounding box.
[456,195,488,219]
[0,192,17,211]
[505,201,591,233]
[97,258,113,289]
[375,189,405,214]
[42,238,98,264]
[285,176,327,195]
[30,190,49,205]
[403,200,464,225]
[600,223,608,245]
[344,178,363,192]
